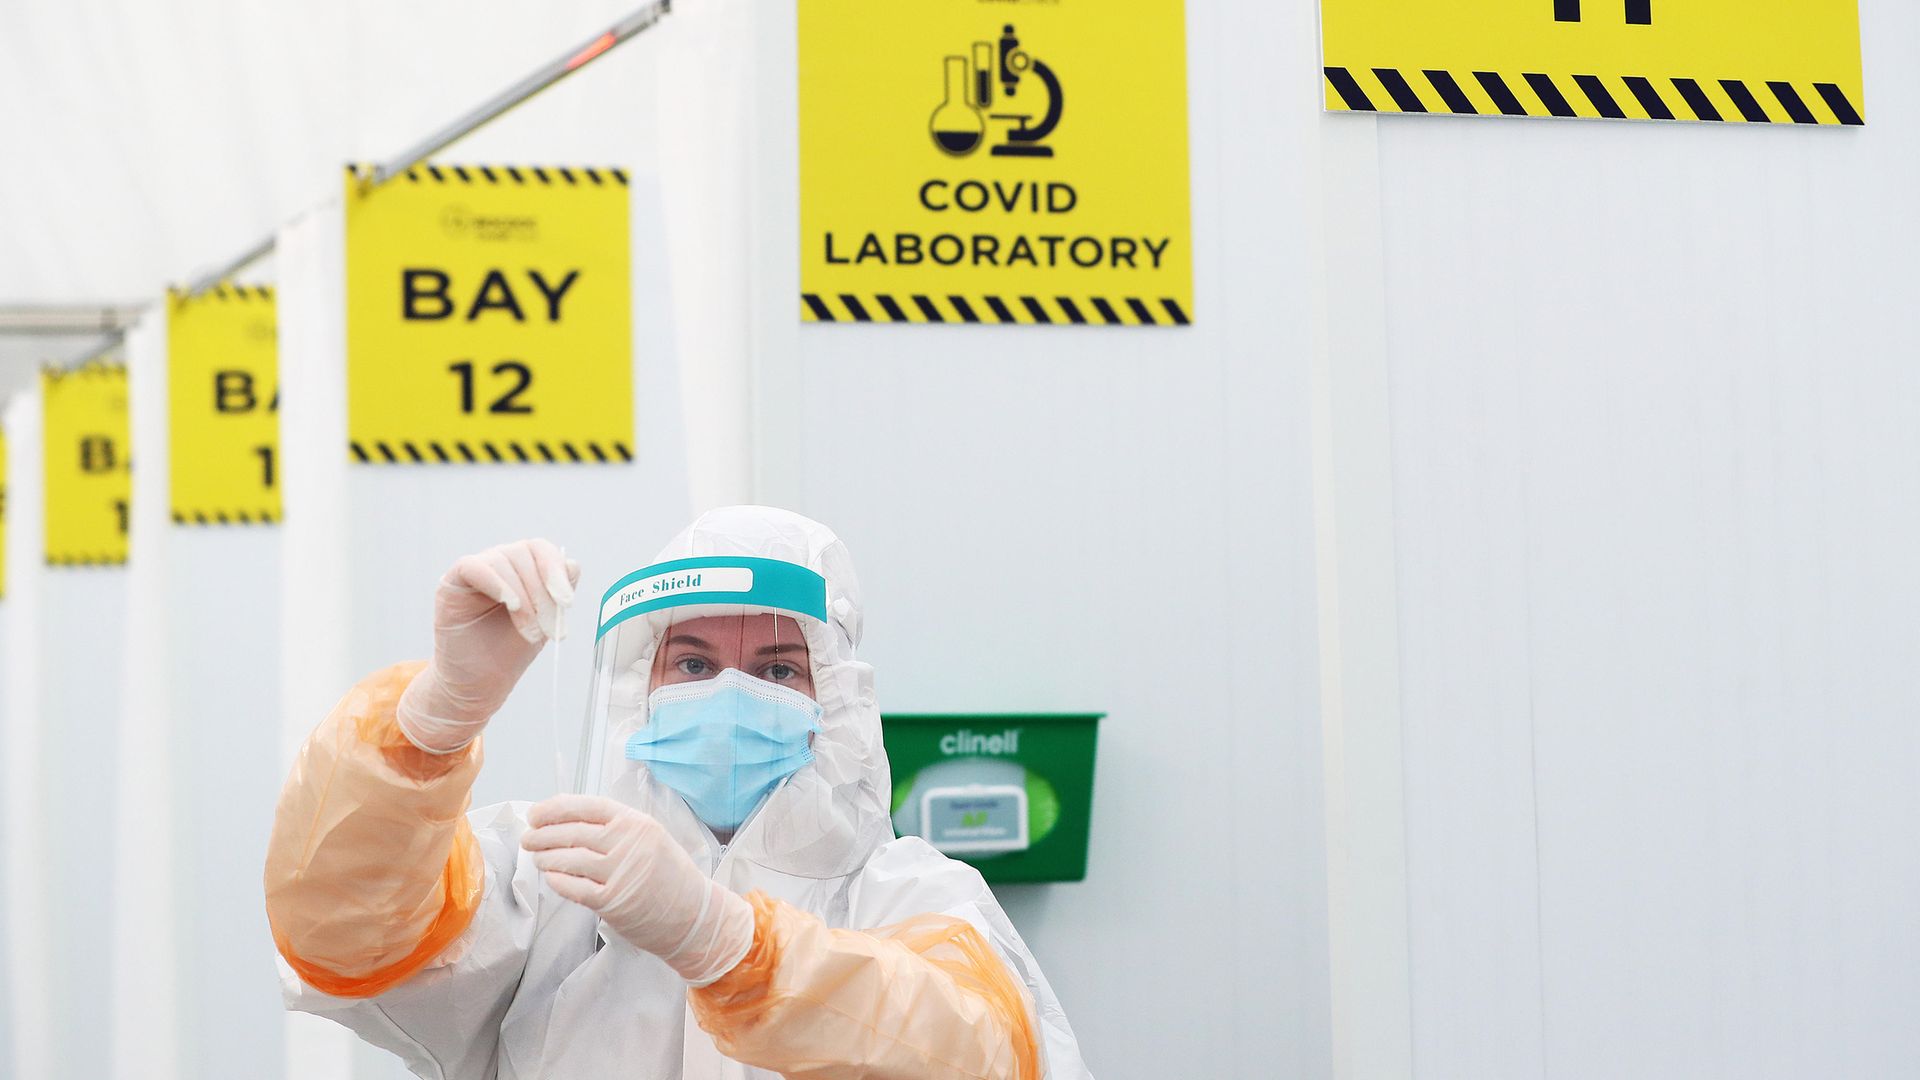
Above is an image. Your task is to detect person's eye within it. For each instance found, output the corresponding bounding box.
[763,661,801,682]
[675,657,712,677]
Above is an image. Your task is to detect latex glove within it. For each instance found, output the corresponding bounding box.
[397,539,580,754]
[522,795,754,986]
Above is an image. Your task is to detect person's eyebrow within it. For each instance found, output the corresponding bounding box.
[665,634,713,650]
[754,642,805,656]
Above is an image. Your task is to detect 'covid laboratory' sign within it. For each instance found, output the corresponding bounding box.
[1320,0,1864,125]
[344,164,634,465]
[799,0,1193,326]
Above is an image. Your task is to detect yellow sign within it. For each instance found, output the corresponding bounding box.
[42,364,131,566]
[344,164,634,464]
[168,285,280,524]
[1321,0,1864,125]
[799,0,1193,325]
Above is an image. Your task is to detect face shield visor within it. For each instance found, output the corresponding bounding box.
[579,556,832,833]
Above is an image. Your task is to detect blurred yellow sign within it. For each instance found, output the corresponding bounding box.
[168,285,280,524]
[799,0,1193,325]
[1321,0,1864,124]
[344,164,634,465]
[42,364,131,566]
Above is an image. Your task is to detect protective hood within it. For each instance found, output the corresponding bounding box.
[581,506,894,880]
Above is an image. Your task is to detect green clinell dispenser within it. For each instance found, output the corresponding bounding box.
[882,714,1101,883]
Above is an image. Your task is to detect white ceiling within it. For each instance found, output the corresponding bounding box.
[0,0,668,401]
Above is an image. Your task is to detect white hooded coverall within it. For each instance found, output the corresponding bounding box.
[265,507,1092,1080]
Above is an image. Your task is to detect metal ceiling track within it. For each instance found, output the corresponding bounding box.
[0,304,146,336]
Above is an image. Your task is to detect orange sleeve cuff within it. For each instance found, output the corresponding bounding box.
[691,890,781,1007]
[690,891,1039,1080]
[265,662,487,999]
[277,823,483,998]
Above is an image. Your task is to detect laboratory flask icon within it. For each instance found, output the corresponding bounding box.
[927,24,1064,158]
[930,56,986,156]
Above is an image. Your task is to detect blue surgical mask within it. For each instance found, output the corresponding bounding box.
[625,668,824,831]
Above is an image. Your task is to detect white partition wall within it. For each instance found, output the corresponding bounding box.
[0,413,12,1080]
[276,174,693,1079]
[0,570,7,1080]
[0,387,131,1080]
[49,472,131,1080]
[112,310,179,1080]
[114,304,289,1080]
[1378,109,1920,1080]
[1334,5,1920,1078]
[1,393,49,1080]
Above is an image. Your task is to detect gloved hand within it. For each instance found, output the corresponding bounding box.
[522,795,755,986]
[397,539,580,754]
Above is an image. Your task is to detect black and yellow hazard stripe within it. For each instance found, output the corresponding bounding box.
[171,508,281,526]
[41,360,128,383]
[348,439,634,465]
[801,293,1192,326]
[198,284,274,302]
[400,164,630,186]
[1324,68,1864,126]
[45,553,128,568]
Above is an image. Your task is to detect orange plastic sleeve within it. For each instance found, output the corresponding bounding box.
[263,661,486,999]
[690,891,1039,1080]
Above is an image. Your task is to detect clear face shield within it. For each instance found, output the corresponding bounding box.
[578,557,832,835]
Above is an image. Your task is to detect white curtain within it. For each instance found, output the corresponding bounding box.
[0,388,130,1080]
[112,309,181,1080]
[2,391,51,1080]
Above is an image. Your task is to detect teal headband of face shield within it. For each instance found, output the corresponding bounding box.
[596,556,830,640]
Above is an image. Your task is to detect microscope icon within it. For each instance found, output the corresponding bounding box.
[928,23,1065,158]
